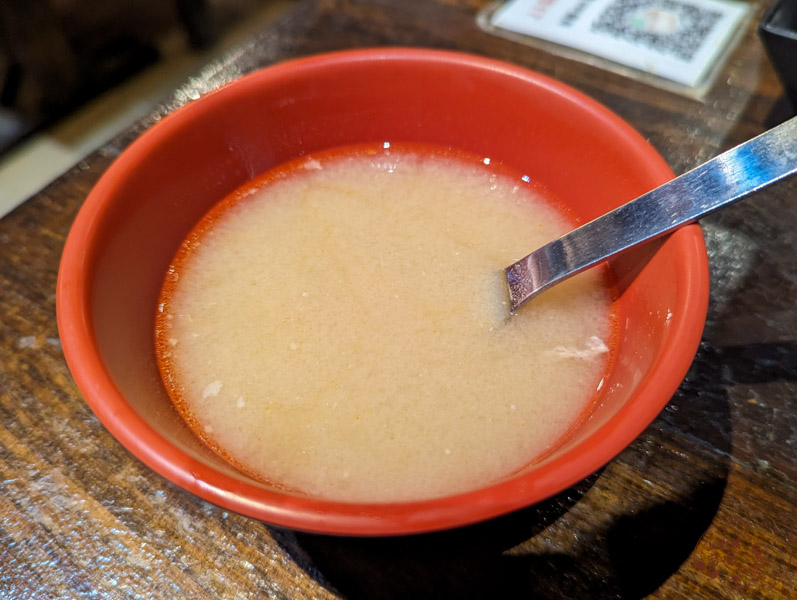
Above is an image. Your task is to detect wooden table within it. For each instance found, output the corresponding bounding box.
[1,1,794,597]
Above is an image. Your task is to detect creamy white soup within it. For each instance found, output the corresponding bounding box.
[156,145,614,502]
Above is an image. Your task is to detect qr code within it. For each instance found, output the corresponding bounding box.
[591,0,723,61]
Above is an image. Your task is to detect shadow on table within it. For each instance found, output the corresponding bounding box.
[272,344,735,600]
[276,475,601,599]
[272,478,727,600]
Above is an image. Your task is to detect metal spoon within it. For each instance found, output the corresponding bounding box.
[504,116,797,313]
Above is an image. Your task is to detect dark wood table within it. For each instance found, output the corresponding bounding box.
[1,1,794,597]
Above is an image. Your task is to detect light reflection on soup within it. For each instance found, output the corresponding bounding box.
[156,144,615,502]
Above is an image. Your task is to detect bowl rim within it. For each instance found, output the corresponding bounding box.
[57,47,709,536]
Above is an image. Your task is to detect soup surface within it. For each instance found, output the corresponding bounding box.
[156,144,615,502]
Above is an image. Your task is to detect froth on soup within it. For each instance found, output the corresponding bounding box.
[155,144,616,503]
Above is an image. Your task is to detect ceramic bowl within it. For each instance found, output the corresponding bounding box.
[57,48,708,535]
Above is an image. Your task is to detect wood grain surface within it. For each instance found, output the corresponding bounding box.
[1,1,795,598]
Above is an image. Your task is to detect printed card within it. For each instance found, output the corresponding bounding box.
[489,0,751,88]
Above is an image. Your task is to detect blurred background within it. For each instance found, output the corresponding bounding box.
[0,0,292,215]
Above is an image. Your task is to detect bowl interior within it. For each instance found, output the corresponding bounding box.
[57,49,707,535]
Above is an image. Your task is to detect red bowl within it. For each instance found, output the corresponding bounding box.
[57,48,708,535]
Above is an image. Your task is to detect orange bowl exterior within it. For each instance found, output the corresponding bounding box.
[57,48,708,535]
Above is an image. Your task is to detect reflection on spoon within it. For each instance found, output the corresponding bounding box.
[504,116,797,313]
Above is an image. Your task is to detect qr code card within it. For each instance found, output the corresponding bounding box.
[488,0,751,88]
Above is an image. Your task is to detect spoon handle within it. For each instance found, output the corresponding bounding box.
[505,116,797,312]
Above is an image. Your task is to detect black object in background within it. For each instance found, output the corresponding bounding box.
[759,0,797,124]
